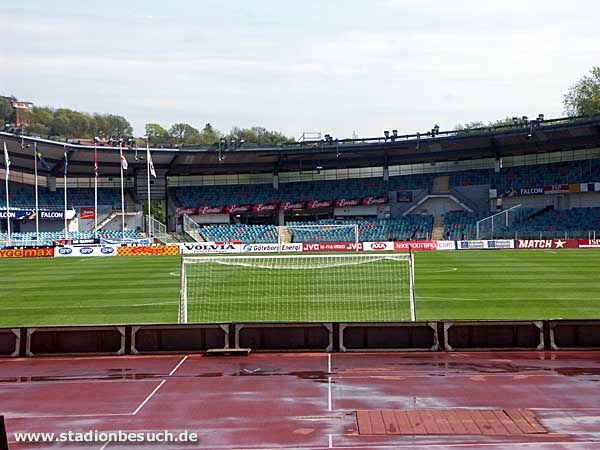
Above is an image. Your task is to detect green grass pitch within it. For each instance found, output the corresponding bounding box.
[0,250,599,326]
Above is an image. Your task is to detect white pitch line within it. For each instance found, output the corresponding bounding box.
[328,353,332,374]
[168,355,188,376]
[328,433,333,448]
[132,379,166,415]
[98,441,110,450]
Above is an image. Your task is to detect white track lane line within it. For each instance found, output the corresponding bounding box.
[132,355,188,415]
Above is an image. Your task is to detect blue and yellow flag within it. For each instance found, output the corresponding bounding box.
[35,143,51,170]
[63,146,68,175]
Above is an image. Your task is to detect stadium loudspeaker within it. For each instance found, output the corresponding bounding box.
[0,415,8,450]
[48,176,57,192]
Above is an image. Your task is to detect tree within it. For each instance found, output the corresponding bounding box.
[145,123,169,145]
[169,123,200,145]
[0,97,12,122]
[564,66,600,117]
[198,123,221,144]
[227,126,295,145]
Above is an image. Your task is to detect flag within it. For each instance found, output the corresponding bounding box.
[63,146,68,175]
[120,149,128,170]
[147,145,156,178]
[3,142,10,175]
[94,144,98,178]
[35,143,51,170]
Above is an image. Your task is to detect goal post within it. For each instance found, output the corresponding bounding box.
[284,223,360,248]
[179,253,416,324]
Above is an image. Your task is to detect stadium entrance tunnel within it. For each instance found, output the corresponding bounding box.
[2,320,600,357]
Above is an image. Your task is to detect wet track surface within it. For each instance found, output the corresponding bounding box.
[2,351,600,449]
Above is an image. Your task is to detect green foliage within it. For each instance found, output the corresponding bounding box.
[168,123,201,144]
[227,126,295,145]
[0,97,13,121]
[145,123,169,145]
[142,199,166,224]
[24,106,133,139]
[564,66,600,116]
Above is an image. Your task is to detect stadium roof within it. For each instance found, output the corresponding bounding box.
[2,115,600,178]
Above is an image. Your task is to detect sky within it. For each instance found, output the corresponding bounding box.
[1,0,598,140]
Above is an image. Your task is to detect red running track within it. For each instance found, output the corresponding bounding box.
[2,351,600,449]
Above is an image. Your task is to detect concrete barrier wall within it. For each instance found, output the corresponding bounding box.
[5,320,600,357]
[0,329,20,357]
[339,322,438,352]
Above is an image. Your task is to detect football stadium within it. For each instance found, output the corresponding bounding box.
[2,108,600,448]
[2,2,600,444]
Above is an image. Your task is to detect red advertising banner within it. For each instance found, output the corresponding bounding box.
[543,184,570,194]
[516,239,579,249]
[394,240,437,251]
[302,242,362,252]
[307,200,334,209]
[177,207,197,217]
[79,206,95,219]
[279,201,306,211]
[335,198,362,208]
[197,206,225,215]
[225,205,252,214]
[0,247,54,258]
[252,203,278,212]
[363,196,389,205]
[578,239,600,248]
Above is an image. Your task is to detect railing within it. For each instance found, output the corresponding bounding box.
[476,205,522,239]
[147,215,168,243]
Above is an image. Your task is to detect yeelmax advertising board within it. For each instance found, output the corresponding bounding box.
[54,245,119,257]
[180,242,242,254]
[0,247,54,258]
[241,243,303,253]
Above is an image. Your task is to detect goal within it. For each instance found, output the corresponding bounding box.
[285,223,359,248]
[178,253,415,323]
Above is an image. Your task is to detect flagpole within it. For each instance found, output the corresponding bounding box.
[94,141,98,239]
[34,143,39,239]
[3,142,11,246]
[146,143,152,239]
[63,145,68,239]
[120,140,125,242]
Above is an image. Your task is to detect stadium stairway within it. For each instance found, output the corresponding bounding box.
[432,175,451,194]
[278,226,292,244]
[431,216,445,240]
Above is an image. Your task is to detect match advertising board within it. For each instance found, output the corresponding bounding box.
[54,245,119,257]
[515,239,579,249]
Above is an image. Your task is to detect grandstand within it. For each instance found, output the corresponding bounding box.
[2,115,600,244]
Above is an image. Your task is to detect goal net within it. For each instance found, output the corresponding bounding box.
[285,223,359,248]
[179,253,415,323]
